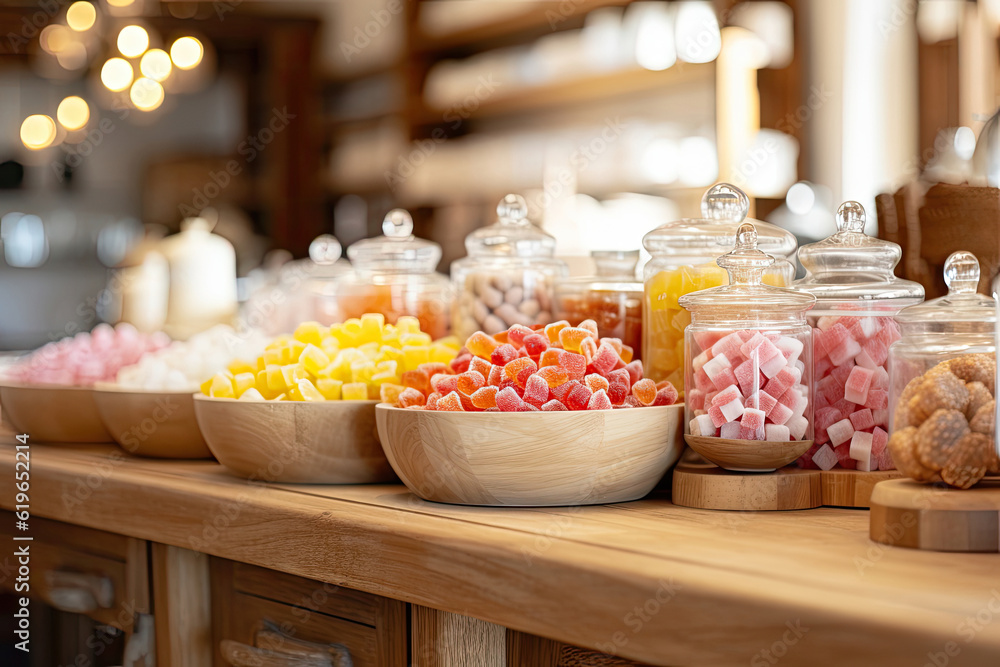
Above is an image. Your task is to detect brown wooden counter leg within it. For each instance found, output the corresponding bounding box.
[412,606,506,666]
[152,543,213,666]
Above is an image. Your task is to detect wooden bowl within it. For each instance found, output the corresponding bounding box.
[684,434,813,472]
[376,404,684,506]
[194,396,394,484]
[92,384,212,459]
[0,383,111,443]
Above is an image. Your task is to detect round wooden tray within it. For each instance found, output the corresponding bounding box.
[821,469,901,508]
[869,477,1000,552]
[672,463,822,511]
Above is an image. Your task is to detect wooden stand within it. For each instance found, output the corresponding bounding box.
[671,464,822,511]
[869,477,1000,552]
[672,464,903,511]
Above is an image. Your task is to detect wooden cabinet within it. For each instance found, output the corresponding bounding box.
[210,558,408,666]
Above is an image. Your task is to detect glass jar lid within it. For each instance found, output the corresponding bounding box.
[464,194,557,258]
[347,209,441,273]
[642,183,797,259]
[795,201,924,300]
[895,251,995,333]
[305,234,350,279]
[679,222,816,313]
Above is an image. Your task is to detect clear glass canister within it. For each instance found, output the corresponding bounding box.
[553,250,642,358]
[642,183,797,392]
[889,251,996,438]
[339,209,454,339]
[451,194,569,339]
[794,201,924,471]
[678,223,815,457]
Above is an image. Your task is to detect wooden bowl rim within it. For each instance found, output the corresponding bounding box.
[375,403,684,418]
[685,434,813,469]
[91,382,199,396]
[0,381,95,392]
[193,394,379,408]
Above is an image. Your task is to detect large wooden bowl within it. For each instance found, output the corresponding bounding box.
[376,404,684,506]
[93,385,212,459]
[194,396,394,484]
[0,383,111,443]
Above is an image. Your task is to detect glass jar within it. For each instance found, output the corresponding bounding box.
[794,201,924,470]
[679,223,815,451]
[642,183,797,392]
[889,251,996,437]
[451,194,569,340]
[553,250,642,357]
[338,209,454,339]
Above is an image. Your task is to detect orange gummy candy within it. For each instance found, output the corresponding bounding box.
[401,370,430,394]
[539,349,562,367]
[436,391,465,411]
[544,320,570,344]
[397,387,426,408]
[578,319,599,338]
[471,385,499,409]
[503,357,537,387]
[558,327,592,353]
[466,331,500,359]
[469,356,492,378]
[584,374,609,393]
[620,344,634,364]
[536,365,569,388]
[631,378,657,406]
[580,336,598,362]
[457,370,486,395]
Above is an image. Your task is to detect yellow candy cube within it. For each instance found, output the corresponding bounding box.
[295,378,325,402]
[210,373,234,399]
[281,365,297,388]
[435,335,462,350]
[396,315,420,334]
[199,377,213,396]
[360,313,385,342]
[379,383,405,404]
[316,378,343,400]
[428,343,454,364]
[300,344,331,376]
[255,370,279,400]
[263,348,283,366]
[351,361,376,384]
[293,321,324,346]
[400,332,432,347]
[227,359,256,375]
[375,359,398,375]
[402,345,430,370]
[233,372,256,397]
[341,382,368,401]
[357,342,380,358]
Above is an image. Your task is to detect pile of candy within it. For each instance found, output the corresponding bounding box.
[115,325,268,391]
[798,314,899,471]
[687,329,809,442]
[201,314,459,401]
[385,319,678,411]
[6,323,170,387]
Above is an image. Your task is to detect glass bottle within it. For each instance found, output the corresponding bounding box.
[642,183,797,392]
[339,209,454,339]
[553,250,642,357]
[794,201,924,469]
[679,223,815,453]
[451,194,568,340]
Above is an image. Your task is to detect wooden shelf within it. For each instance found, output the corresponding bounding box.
[416,62,714,126]
[411,0,632,55]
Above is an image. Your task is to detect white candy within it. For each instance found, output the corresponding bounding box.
[812,444,838,470]
[764,424,790,441]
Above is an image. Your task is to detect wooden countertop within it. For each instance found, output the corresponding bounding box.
[4,442,1000,666]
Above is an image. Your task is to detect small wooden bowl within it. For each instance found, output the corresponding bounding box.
[0,383,111,443]
[684,434,813,472]
[194,396,394,484]
[93,384,212,459]
[376,404,684,506]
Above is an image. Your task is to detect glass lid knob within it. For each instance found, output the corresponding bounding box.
[382,209,413,238]
[309,234,342,265]
[836,201,866,233]
[943,250,980,294]
[717,222,774,284]
[701,183,750,222]
[496,193,528,224]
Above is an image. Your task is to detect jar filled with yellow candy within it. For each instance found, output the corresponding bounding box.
[641,184,797,393]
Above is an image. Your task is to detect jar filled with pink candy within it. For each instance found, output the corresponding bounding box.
[793,201,924,471]
[679,222,816,451]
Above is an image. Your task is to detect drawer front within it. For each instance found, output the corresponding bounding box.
[211,558,408,667]
[0,512,149,632]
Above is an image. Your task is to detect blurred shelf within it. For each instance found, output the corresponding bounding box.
[412,0,632,55]
[416,62,714,126]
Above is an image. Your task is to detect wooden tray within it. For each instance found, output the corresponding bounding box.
[672,464,903,511]
[869,477,1000,552]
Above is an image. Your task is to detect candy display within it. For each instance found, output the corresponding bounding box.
[337,209,454,339]
[386,319,678,412]
[793,201,923,469]
[889,252,996,438]
[888,354,1000,488]
[679,222,815,445]
[554,250,642,357]
[643,183,796,393]
[6,323,170,386]
[201,314,460,401]
[115,325,268,391]
[452,194,567,340]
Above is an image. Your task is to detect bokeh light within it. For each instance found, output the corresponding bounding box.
[117,25,149,58]
[107,0,135,6]
[57,96,90,131]
[130,78,164,111]
[786,182,816,215]
[170,37,203,70]
[66,2,96,31]
[140,49,172,82]
[56,41,88,70]
[40,25,71,54]
[101,57,134,91]
[20,115,58,150]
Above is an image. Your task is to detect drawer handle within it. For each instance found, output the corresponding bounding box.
[44,569,114,614]
[220,620,352,667]
[221,640,333,667]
